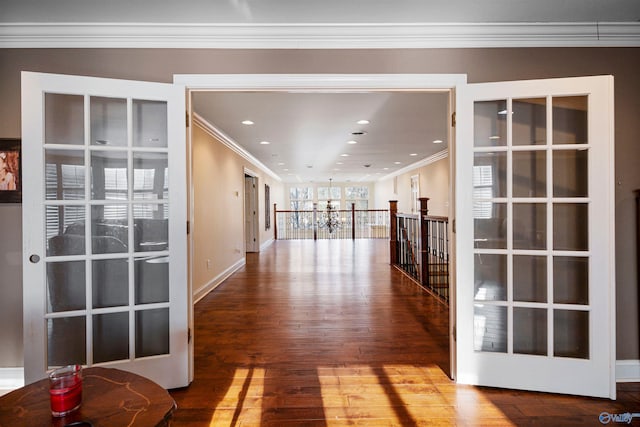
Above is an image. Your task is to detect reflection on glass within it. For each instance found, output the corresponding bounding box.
[513,255,547,302]
[47,317,86,368]
[46,206,86,256]
[136,308,169,358]
[46,261,86,312]
[513,203,546,250]
[474,203,507,249]
[553,150,588,197]
[134,205,169,251]
[474,254,507,301]
[135,256,169,304]
[474,304,507,353]
[90,96,127,147]
[554,257,589,304]
[45,93,84,146]
[514,307,547,356]
[474,152,506,198]
[474,100,507,147]
[91,205,129,254]
[553,96,588,145]
[133,100,168,148]
[554,310,589,359]
[45,150,85,200]
[91,151,128,201]
[513,98,546,146]
[133,152,168,201]
[93,312,129,363]
[92,259,128,308]
[553,204,588,251]
[513,151,546,198]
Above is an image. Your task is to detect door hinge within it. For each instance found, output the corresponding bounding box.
[451,111,456,128]
[187,220,190,234]
[186,111,190,127]
[452,219,456,234]
[452,325,457,341]
[188,327,192,343]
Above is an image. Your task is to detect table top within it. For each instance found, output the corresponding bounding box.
[0,367,176,427]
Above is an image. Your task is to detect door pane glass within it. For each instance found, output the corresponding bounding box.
[46,206,86,256]
[474,254,507,301]
[45,94,84,145]
[136,308,169,357]
[46,261,86,312]
[474,203,507,249]
[91,205,129,254]
[135,256,169,304]
[552,96,588,145]
[474,100,507,147]
[91,151,128,201]
[553,257,589,304]
[553,150,588,197]
[134,206,169,252]
[513,98,546,146]
[133,100,168,148]
[514,307,547,356]
[45,150,85,200]
[513,255,547,302]
[474,305,507,353]
[133,152,168,200]
[92,259,129,308]
[553,204,588,251]
[554,310,589,359]
[513,151,546,197]
[90,96,127,147]
[93,312,129,363]
[474,152,506,198]
[48,317,86,367]
[513,203,546,250]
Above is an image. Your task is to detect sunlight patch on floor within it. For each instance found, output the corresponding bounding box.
[209,367,265,426]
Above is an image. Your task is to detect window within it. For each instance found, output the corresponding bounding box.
[318,185,341,210]
[290,187,313,211]
[345,186,369,210]
[473,165,493,219]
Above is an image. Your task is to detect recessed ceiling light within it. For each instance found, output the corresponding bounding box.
[410,153,418,156]
[277,162,285,166]
[347,140,358,144]
[394,161,401,165]
[260,141,270,145]
[489,135,501,140]
[357,120,370,125]
[383,167,389,170]
[336,162,344,165]
[340,154,349,157]
[283,168,289,171]
[433,139,443,144]
[242,120,254,125]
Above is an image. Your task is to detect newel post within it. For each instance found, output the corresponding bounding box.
[273,203,278,240]
[389,200,398,265]
[419,197,430,287]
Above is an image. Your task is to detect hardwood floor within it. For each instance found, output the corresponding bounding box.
[170,240,639,426]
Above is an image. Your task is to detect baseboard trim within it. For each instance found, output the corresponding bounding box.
[0,367,24,394]
[616,360,640,383]
[193,258,246,304]
[260,238,274,252]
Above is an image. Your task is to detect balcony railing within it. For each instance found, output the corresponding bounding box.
[274,204,389,240]
[390,199,450,303]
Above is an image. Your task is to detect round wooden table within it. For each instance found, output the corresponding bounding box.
[0,367,176,427]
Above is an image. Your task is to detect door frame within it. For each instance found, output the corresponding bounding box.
[175,73,466,381]
[244,169,260,253]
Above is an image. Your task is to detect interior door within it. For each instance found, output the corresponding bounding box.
[244,174,259,252]
[21,72,189,389]
[455,76,615,398]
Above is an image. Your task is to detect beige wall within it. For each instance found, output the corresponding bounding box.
[191,124,284,299]
[0,47,638,366]
[375,156,450,217]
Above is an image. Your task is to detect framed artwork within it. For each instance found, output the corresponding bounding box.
[0,139,21,203]
[265,184,271,230]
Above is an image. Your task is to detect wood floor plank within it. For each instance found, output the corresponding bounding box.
[170,240,638,426]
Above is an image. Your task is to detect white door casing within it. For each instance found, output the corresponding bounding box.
[21,71,190,389]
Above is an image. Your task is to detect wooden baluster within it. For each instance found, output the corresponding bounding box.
[419,197,430,289]
[389,201,398,265]
[273,203,278,240]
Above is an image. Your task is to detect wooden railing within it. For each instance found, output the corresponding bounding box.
[390,198,450,303]
[274,204,389,240]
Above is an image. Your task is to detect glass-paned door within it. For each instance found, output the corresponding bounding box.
[22,72,189,389]
[455,76,615,398]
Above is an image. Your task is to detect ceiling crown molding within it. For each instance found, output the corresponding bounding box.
[0,22,639,49]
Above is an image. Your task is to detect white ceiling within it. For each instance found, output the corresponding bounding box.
[193,91,450,183]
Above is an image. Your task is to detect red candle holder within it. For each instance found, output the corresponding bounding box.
[49,364,83,417]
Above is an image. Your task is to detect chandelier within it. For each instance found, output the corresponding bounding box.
[319,178,340,234]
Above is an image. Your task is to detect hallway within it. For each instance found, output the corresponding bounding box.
[170,240,638,426]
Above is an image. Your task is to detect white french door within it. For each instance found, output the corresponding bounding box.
[21,72,190,389]
[455,76,615,398]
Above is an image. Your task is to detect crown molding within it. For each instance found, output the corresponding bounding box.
[1,22,639,49]
[192,112,282,182]
[379,149,448,182]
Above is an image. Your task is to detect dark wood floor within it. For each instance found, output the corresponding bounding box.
[170,240,639,426]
